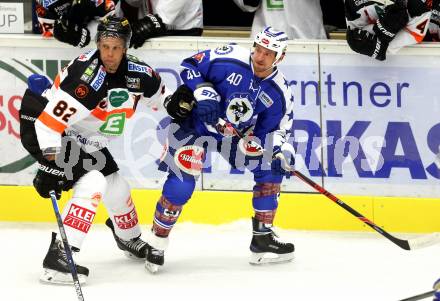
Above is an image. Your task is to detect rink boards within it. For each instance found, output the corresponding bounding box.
[1,186,440,233]
[1,36,440,232]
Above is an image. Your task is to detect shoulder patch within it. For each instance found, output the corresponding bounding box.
[258,91,274,108]
[80,58,98,83]
[90,66,106,91]
[192,52,206,63]
[214,45,234,55]
[128,61,153,76]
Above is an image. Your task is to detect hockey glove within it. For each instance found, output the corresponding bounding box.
[130,14,166,49]
[53,18,90,48]
[271,144,295,178]
[195,99,221,125]
[27,74,51,95]
[164,85,196,121]
[346,28,388,61]
[373,0,408,43]
[33,159,66,199]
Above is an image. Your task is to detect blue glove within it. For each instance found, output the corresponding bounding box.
[195,99,221,125]
[433,278,440,301]
[271,145,295,178]
[27,74,51,95]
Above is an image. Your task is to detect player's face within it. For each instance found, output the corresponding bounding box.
[252,44,277,78]
[98,37,126,73]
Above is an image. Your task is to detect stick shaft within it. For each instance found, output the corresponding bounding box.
[49,191,85,301]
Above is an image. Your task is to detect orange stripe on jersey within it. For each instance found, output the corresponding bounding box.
[38,111,67,133]
[405,28,425,43]
[91,108,135,121]
[53,74,61,89]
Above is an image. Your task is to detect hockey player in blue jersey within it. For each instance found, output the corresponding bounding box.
[143,26,295,273]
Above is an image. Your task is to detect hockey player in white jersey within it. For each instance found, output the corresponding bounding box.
[19,16,195,284]
[143,26,295,273]
[233,0,327,39]
[344,0,432,60]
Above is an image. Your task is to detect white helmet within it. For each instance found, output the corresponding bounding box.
[253,26,288,67]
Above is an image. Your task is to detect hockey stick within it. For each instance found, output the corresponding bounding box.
[291,170,440,250]
[219,119,440,250]
[398,290,435,301]
[49,190,85,301]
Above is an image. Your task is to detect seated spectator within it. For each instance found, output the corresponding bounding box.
[233,0,327,39]
[121,0,203,48]
[345,0,431,61]
[35,0,117,47]
[425,0,440,41]
[34,0,202,49]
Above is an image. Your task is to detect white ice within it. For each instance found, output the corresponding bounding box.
[1,221,439,301]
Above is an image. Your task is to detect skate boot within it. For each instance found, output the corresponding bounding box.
[144,232,168,274]
[40,232,89,284]
[105,218,147,259]
[145,244,165,273]
[249,217,294,265]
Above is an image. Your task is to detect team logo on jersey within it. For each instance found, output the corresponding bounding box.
[128,61,153,76]
[214,45,233,55]
[192,52,205,63]
[75,84,89,99]
[91,66,106,91]
[174,145,204,176]
[108,88,129,107]
[125,76,140,89]
[258,91,274,108]
[226,94,254,125]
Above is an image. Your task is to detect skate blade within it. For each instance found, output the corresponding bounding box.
[40,268,87,285]
[249,252,294,265]
[145,261,160,274]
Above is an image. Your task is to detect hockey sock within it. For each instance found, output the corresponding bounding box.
[152,195,182,237]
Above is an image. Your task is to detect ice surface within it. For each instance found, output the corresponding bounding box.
[1,221,439,301]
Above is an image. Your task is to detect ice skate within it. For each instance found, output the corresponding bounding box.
[105,218,147,259]
[40,232,89,285]
[249,217,294,265]
[144,231,168,273]
[145,244,164,273]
